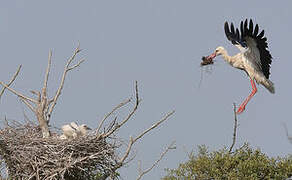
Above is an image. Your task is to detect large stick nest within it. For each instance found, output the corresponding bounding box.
[0,122,119,180]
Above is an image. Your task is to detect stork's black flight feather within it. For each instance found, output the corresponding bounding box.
[224,19,272,79]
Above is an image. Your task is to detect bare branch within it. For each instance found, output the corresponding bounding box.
[30,90,41,102]
[47,46,84,119]
[0,81,37,104]
[20,99,35,113]
[119,81,140,128]
[103,81,140,138]
[44,50,52,92]
[0,65,22,101]
[96,98,131,134]
[136,141,176,180]
[133,110,175,143]
[229,103,238,153]
[67,59,85,71]
[283,123,292,144]
[119,110,175,167]
[65,45,82,69]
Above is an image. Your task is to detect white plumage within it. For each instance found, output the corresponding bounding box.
[61,123,78,139]
[76,124,92,137]
[60,122,91,139]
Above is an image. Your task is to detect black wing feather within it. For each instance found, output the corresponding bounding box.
[249,19,253,35]
[240,21,244,37]
[254,24,259,36]
[224,22,231,40]
[230,23,235,34]
[257,30,265,39]
[236,29,240,40]
[224,19,273,79]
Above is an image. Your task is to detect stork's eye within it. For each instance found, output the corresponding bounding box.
[215,49,219,52]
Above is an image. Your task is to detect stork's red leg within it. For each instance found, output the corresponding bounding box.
[237,78,257,114]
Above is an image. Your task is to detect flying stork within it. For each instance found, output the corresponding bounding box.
[205,19,275,114]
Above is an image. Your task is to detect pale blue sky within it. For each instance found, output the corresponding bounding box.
[0,1,291,179]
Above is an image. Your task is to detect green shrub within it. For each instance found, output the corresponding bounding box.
[163,144,292,180]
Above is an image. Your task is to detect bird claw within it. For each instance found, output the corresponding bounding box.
[236,105,245,114]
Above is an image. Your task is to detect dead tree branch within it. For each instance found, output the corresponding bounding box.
[102,81,140,138]
[0,65,22,101]
[96,98,131,134]
[283,123,292,144]
[0,46,84,138]
[0,81,37,104]
[136,141,176,180]
[229,103,238,153]
[114,110,175,172]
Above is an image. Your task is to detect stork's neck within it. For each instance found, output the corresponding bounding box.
[220,49,233,64]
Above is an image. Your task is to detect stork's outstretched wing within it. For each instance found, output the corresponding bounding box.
[224,19,272,79]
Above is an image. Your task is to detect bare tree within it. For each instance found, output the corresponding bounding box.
[0,46,84,138]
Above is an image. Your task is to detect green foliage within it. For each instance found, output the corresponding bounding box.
[163,144,292,180]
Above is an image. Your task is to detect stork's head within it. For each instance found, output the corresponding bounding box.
[208,46,225,58]
[201,46,226,66]
[80,124,92,130]
[214,46,225,56]
[78,124,92,136]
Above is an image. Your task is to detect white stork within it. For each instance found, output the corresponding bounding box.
[206,19,275,114]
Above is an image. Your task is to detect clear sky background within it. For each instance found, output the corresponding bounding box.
[0,1,291,179]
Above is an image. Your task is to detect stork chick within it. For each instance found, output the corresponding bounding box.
[61,123,78,139]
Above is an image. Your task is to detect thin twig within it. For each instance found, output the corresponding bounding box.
[44,50,52,93]
[119,110,175,166]
[67,59,85,71]
[119,81,140,128]
[136,141,176,180]
[133,110,175,143]
[103,81,140,138]
[97,98,131,134]
[229,103,238,153]
[0,65,22,101]
[20,99,35,113]
[30,90,41,102]
[283,123,292,144]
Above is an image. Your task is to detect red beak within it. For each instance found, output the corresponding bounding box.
[207,52,216,60]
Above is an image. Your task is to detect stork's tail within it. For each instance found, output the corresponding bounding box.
[262,79,275,94]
